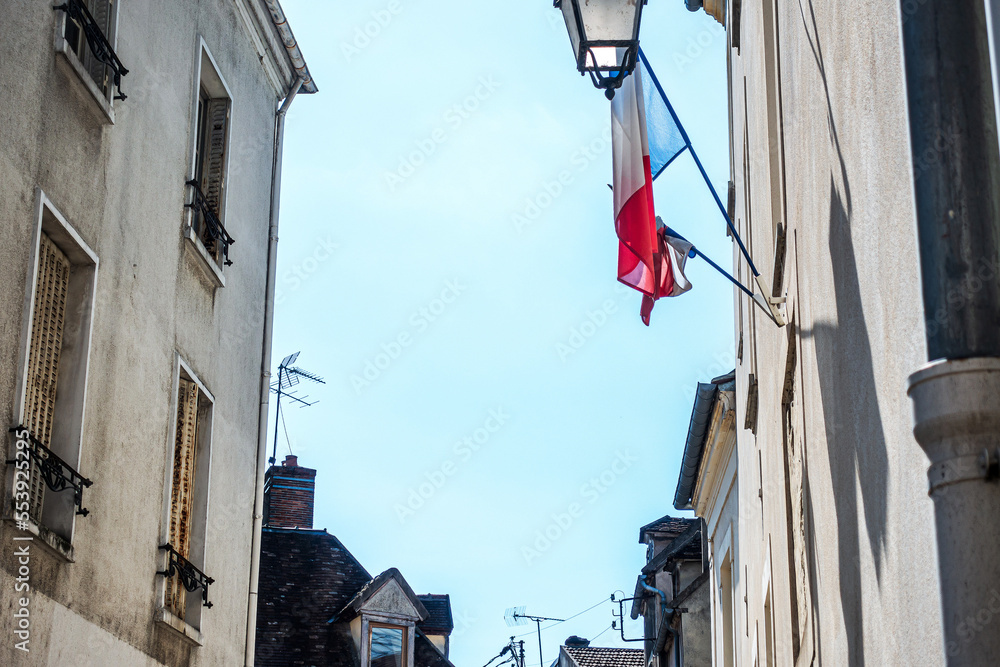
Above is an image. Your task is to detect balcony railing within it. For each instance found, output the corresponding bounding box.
[158,543,214,608]
[54,0,129,101]
[186,180,235,266]
[7,426,93,517]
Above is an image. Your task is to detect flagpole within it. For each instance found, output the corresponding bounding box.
[638,48,760,279]
[640,48,784,325]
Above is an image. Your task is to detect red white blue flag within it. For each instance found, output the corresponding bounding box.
[611,64,658,299]
[612,63,692,324]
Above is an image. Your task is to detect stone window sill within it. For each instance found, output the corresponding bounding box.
[183,224,226,288]
[54,16,115,124]
[3,517,75,563]
[155,608,204,646]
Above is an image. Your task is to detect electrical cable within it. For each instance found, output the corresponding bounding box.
[513,596,611,638]
[278,400,293,456]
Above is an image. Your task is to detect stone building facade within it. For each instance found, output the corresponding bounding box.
[0,1,313,664]
[680,0,950,664]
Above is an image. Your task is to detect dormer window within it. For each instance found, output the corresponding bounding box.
[370,623,407,667]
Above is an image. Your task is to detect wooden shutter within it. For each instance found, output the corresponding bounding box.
[24,234,71,522]
[85,0,114,95]
[200,98,230,257]
[167,378,200,617]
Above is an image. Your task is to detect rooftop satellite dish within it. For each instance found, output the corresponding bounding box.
[504,606,527,627]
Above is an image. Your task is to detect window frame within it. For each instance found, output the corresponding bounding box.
[156,354,215,644]
[8,189,99,558]
[183,39,234,288]
[360,614,415,667]
[53,0,121,123]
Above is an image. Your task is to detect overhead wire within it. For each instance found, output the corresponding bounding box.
[512,596,612,638]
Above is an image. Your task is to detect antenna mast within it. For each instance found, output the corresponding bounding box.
[269,352,325,465]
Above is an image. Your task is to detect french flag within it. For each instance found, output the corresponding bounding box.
[612,64,691,325]
[611,65,658,300]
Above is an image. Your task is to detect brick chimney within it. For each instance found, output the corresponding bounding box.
[263,455,316,528]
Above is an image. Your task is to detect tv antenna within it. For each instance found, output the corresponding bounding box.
[504,607,564,667]
[269,352,325,465]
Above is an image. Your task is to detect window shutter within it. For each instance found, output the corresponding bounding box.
[167,378,199,617]
[202,99,229,216]
[85,0,114,95]
[24,234,71,521]
[200,98,230,256]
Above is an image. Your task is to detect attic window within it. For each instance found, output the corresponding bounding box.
[370,623,406,667]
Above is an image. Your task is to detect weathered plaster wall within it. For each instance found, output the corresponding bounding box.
[725,0,943,664]
[0,0,295,664]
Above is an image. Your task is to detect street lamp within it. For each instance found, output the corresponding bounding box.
[554,0,647,99]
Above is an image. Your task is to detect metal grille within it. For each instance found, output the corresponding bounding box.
[24,234,71,522]
[166,378,199,618]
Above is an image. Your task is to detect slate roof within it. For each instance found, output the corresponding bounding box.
[563,646,645,667]
[415,629,457,667]
[256,527,456,667]
[256,527,371,667]
[417,594,454,634]
[638,514,700,544]
[642,521,702,575]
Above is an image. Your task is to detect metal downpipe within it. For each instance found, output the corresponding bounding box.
[244,76,303,667]
[900,0,1000,663]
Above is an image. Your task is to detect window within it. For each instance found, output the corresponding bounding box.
[760,0,788,295]
[719,553,735,667]
[54,0,127,114]
[370,624,407,667]
[184,44,234,280]
[763,587,775,667]
[158,358,214,635]
[12,191,98,550]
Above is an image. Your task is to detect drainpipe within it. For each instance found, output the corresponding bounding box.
[899,1,1000,664]
[640,578,682,666]
[244,76,303,667]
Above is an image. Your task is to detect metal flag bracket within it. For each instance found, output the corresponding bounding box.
[639,48,786,328]
[665,223,786,327]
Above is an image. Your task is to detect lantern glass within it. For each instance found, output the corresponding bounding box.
[558,0,642,72]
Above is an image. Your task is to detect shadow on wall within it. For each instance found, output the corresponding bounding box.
[797,1,890,665]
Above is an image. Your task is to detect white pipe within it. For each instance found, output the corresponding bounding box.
[244,76,303,667]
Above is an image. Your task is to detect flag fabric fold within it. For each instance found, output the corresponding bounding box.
[611,64,658,298]
[640,221,694,325]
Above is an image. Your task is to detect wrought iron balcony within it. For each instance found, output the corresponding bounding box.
[54,0,129,101]
[186,180,235,266]
[158,543,215,608]
[7,426,93,517]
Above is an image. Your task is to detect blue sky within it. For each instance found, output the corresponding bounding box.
[272,1,732,664]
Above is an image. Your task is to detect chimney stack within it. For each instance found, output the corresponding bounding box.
[263,455,316,528]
